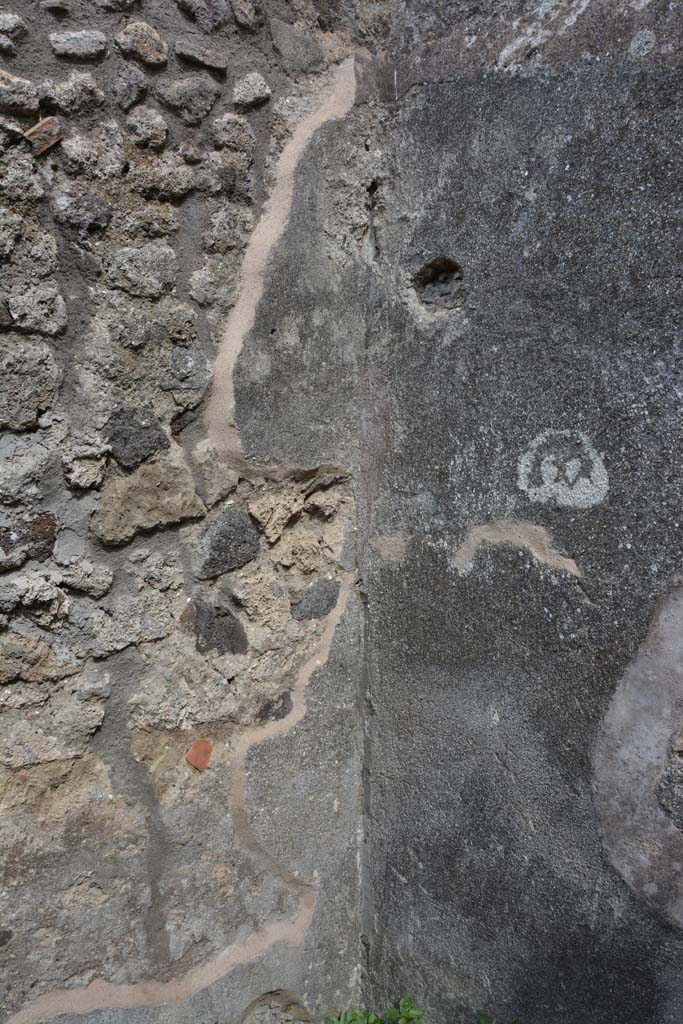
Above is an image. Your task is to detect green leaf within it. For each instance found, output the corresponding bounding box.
[399,998,413,1015]
[385,1010,400,1020]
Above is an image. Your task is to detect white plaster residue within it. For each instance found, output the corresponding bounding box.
[497,0,591,67]
[517,429,608,509]
[206,58,356,457]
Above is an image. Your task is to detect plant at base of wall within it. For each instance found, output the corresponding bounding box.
[324,996,426,1024]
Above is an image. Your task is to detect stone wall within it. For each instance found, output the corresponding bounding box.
[1,2,682,1024]
[0,2,385,1021]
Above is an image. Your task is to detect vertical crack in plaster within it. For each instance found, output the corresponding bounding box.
[9,576,353,1024]
[205,57,357,457]
[452,519,582,577]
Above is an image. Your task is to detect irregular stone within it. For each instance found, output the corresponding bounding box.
[7,283,67,336]
[0,631,79,685]
[0,514,57,573]
[249,485,304,543]
[49,31,107,60]
[209,112,255,155]
[203,203,252,254]
[232,71,270,111]
[41,0,71,11]
[105,406,170,469]
[270,17,324,74]
[95,0,136,8]
[0,205,21,257]
[0,339,59,429]
[0,151,44,203]
[126,105,168,149]
[110,62,147,111]
[184,596,248,654]
[190,440,238,506]
[0,35,15,57]
[189,254,239,307]
[107,242,178,298]
[0,12,27,39]
[0,70,39,116]
[192,149,253,200]
[115,21,168,66]
[155,73,221,125]
[194,507,260,579]
[23,116,63,157]
[1,686,106,769]
[120,201,179,239]
[175,36,228,71]
[175,0,230,33]
[61,560,113,598]
[39,71,104,115]
[53,192,113,235]
[61,121,126,179]
[291,578,340,620]
[272,523,321,574]
[0,571,69,626]
[129,151,195,199]
[0,428,53,505]
[62,439,109,489]
[185,737,212,771]
[231,0,263,32]
[179,139,209,164]
[92,450,205,545]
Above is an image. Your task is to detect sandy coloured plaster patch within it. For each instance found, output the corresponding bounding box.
[452,519,582,577]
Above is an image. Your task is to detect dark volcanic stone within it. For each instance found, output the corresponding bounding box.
[0,513,57,572]
[291,579,340,620]
[175,0,230,33]
[194,508,260,579]
[105,406,170,469]
[175,36,228,71]
[110,62,147,111]
[190,597,248,654]
[54,193,113,235]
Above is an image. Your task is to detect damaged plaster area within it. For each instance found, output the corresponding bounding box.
[452,520,582,577]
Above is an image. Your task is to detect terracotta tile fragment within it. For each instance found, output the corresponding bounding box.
[185,738,212,772]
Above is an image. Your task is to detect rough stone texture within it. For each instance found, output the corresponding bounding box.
[175,34,228,70]
[232,70,270,110]
[91,451,206,544]
[49,31,107,60]
[105,406,170,469]
[115,21,169,66]
[154,72,221,124]
[126,104,169,149]
[194,506,260,578]
[292,579,340,621]
[0,339,59,429]
[3,3,682,1024]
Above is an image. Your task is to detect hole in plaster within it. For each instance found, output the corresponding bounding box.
[412,256,465,310]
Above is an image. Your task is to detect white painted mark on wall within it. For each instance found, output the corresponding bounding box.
[517,429,608,508]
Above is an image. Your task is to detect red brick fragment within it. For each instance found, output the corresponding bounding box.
[23,116,63,156]
[185,738,212,772]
